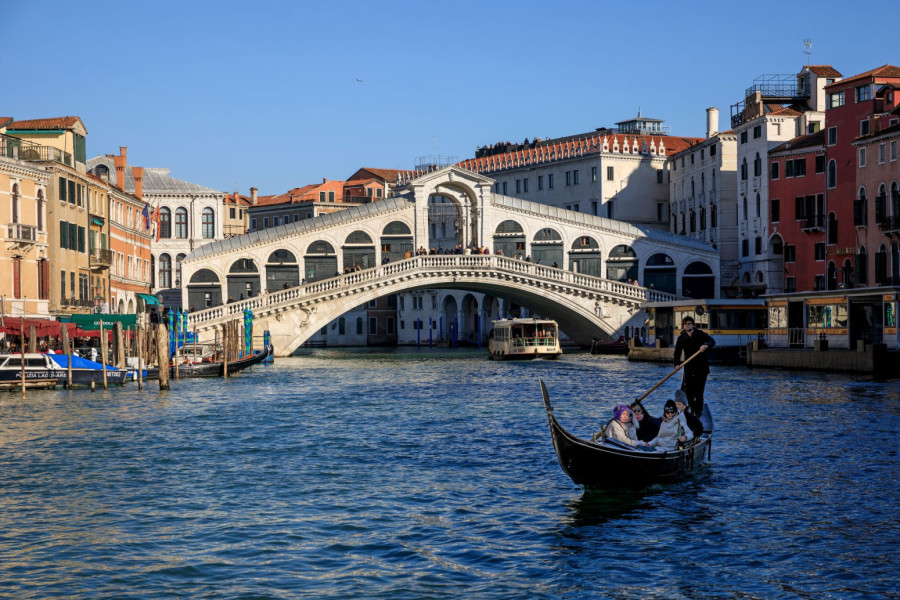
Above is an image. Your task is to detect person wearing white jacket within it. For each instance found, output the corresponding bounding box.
[603,404,641,447]
[647,399,693,451]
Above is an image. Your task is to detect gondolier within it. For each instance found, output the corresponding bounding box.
[673,316,715,417]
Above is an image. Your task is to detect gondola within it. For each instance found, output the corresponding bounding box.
[540,379,713,488]
[142,345,273,380]
[589,338,629,355]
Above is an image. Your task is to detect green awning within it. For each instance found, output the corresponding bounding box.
[70,314,137,328]
[137,293,160,306]
[92,218,105,226]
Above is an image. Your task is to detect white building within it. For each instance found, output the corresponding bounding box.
[730,65,837,295]
[668,108,740,296]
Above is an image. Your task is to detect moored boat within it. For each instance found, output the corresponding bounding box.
[540,379,713,488]
[143,344,273,379]
[0,353,128,389]
[488,318,562,360]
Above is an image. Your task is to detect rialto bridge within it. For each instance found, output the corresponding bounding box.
[181,166,719,356]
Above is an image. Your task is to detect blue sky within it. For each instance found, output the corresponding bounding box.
[2,1,891,195]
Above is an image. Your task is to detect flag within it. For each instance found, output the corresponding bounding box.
[152,202,161,242]
[141,202,151,230]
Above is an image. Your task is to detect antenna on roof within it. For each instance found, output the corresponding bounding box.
[803,39,812,65]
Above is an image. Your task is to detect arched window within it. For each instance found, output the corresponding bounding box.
[159,207,172,238]
[827,160,836,189]
[743,196,748,220]
[11,183,19,224]
[699,206,706,231]
[756,193,761,217]
[741,158,748,180]
[159,253,172,288]
[754,153,762,177]
[711,203,718,228]
[37,189,44,230]
[339,317,346,335]
[856,246,868,287]
[175,253,186,288]
[202,207,215,238]
[857,187,869,226]
[175,207,188,238]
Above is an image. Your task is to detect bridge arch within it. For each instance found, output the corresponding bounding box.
[531,227,563,267]
[493,219,526,258]
[343,230,376,271]
[644,253,676,293]
[606,244,638,282]
[682,261,716,298]
[266,249,300,291]
[380,221,413,262]
[227,258,260,300]
[304,240,338,282]
[569,236,602,276]
[188,268,222,309]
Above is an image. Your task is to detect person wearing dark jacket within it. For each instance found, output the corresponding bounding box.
[630,400,661,443]
[673,389,704,437]
[673,315,715,416]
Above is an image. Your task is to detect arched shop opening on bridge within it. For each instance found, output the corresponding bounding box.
[188,268,222,309]
[343,231,376,271]
[531,227,563,266]
[227,258,261,300]
[305,240,338,282]
[380,221,413,262]
[266,250,300,292]
[643,253,677,294]
[493,220,525,258]
[569,236,602,276]
[606,244,638,282]
[682,261,716,298]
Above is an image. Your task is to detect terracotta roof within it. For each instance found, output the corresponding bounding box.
[223,192,253,206]
[826,65,900,88]
[0,117,13,128]
[347,168,408,182]
[770,130,826,154]
[6,116,84,130]
[254,181,349,207]
[806,65,842,78]
[767,105,803,117]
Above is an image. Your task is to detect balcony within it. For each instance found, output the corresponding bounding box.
[801,214,825,232]
[1,133,72,166]
[89,248,113,270]
[878,215,900,234]
[60,298,95,309]
[7,223,38,243]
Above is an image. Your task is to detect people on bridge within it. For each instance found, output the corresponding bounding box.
[673,315,716,416]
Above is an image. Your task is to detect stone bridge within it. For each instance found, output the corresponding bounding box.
[181,166,719,355]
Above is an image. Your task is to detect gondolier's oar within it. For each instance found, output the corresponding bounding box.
[590,347,706,442]
[635,347,705,404]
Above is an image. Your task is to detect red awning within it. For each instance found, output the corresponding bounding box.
[0,318,77,338]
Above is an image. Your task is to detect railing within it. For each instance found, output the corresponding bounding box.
[60,298,95,308]
[878,215,900,233]
[187,254,681,329]
[801,214,825,232]
[788,328,805,347]
[0,134,72,166]
[7,223,37,242]
[89,248,114,268]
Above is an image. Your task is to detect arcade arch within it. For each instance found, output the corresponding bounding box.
[568,236,601,276]
[643,253,676,293]
[682,261,715,298]
[606,245,637,282]
[343,230,376,271]
[493,220,525,258]
[228,258,260,300]
[266,249,300,291]
[531,227,563,266]
[188,268,222,309]
[381,221,413,262]
[305,240,337,282]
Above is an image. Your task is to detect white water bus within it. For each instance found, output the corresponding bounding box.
[488,318,562,360]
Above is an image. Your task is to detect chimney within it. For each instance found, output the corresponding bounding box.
[706,107,719,139]
[133,167,144,200]
[112,147,127,191]
[250,187,258,205]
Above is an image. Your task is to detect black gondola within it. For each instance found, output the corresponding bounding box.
[142,345,273,380]
[540,379,713,488]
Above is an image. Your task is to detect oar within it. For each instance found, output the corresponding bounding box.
[590,347,706,442]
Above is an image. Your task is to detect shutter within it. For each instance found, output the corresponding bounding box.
[13,257,21,299]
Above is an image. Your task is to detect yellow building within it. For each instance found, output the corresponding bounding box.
[0,130,51,317]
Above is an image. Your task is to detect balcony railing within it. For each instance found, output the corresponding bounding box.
[801,214,825,232]
[0,133,72,166]
[60,298,95,308]
[7,223,38,242]
[878,215,900,234]
[89,248,114,268]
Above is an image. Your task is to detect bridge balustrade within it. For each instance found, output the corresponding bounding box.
[186,254,680,330]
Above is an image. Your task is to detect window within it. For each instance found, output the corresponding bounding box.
[607,167,614,181]
[523,178,528,193]
[860,119,870,136]
[573,170,579,185]
[502,182,508,195]
[68,181,76,205]
[230,207,236,219]
[691,153,695,164]
[815,155,825,173]
[356,318,363,335]
[386,317,395,335]
[815,242,825,261]
[251,218,257,230]
[879,143,886,164]
[515,179,521,194]
[827,127,837,146]
[175,207,188,238]
[59,177,67,202]
[785,277,796,292]
[828,91,845,108]
[537,175,543,190]
[859,148,866,168]
[741,158,748,180]
[710,143,717,156]
[368,299,376,308]
[771,199,780,223]
[741,239,749,257]
[891,141,898,162]
[657,169,664,184]
[319,191,326,202]
[369,317,377,335]
[548,174,554,189]
[784,245,796,262]
[770,162,780,180]
[159,254,172,288]
[826,160,836,189]
[754,153,762,177]
[855,85,872,102]
[740,131,747,144]
[328,191,335,202]
[591,167,597,182]
[755,237,762,255]
[753,125,762,139]
[152,207,171,239]
[202,208,215,238]
[565,171,571,186]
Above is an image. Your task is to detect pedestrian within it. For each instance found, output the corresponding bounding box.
[673,316,716,416]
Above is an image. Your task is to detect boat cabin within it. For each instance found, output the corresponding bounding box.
[488,318,562,360]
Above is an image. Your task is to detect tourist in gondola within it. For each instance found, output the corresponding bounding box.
[603,404,641,447]
[645,399,693,451]
[630,401,661,442]
[673,315,715,416]
[673,389,704,438]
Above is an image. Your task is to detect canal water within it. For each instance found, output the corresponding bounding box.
[0,350,898,599]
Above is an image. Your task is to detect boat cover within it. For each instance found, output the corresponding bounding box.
[48,354,120,371]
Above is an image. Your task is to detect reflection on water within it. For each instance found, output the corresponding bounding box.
[0,351,898,599]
